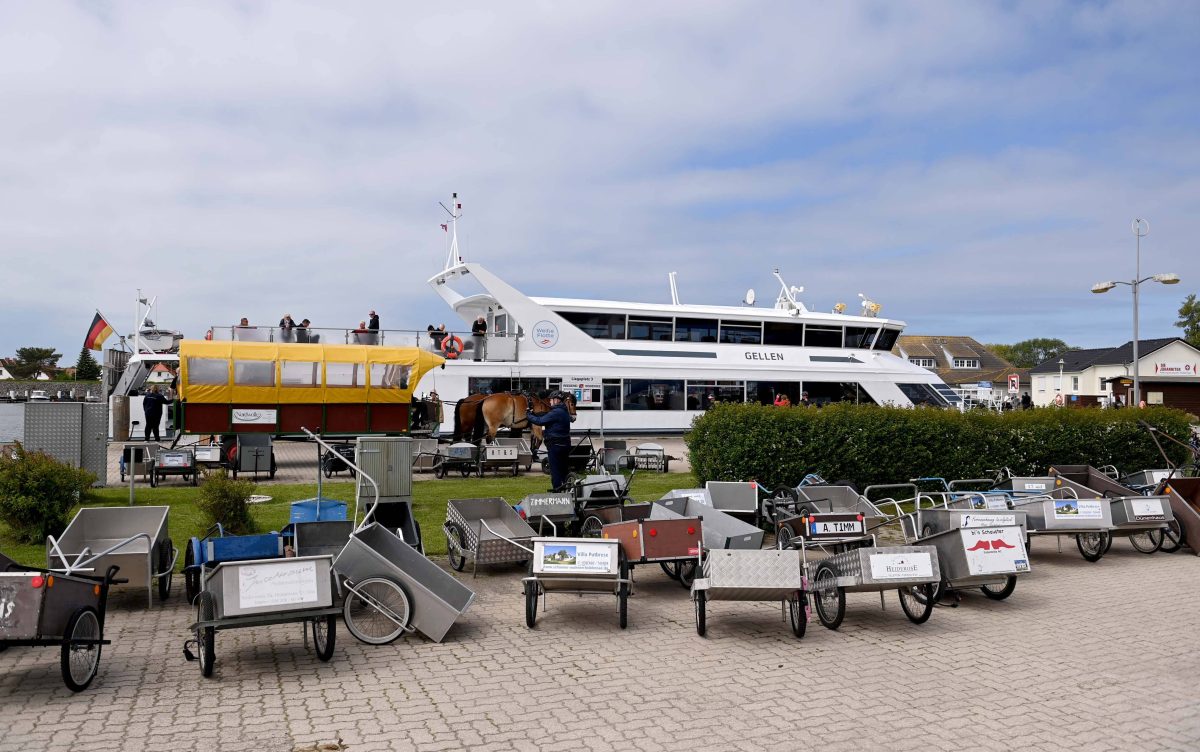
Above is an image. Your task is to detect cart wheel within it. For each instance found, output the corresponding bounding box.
[694,591,706,637]
[1102,532,1114,555]
[195,592,216,678]
[344,578,411,645]
[788,595,807,639]
[446,523,468,572]
[813,563,845,630]
[435,461,447,479]
[149,470,158,488]
[184,544,198,604]
[1076,532,1107,562]
[460,465,472,478]
[1129,530,1161,554]
[580,515,604,538]
[157,540,174,602]
[61,606,102,692]
[311,615,336,661]
[678,561,697,589]
[659,561,681,581]
[618,576,629,630]
[898,584,936,623]
[323,463,333,479]
[524,582,539,628]
[776,527,792,550]
[980,576,1018,601]
[1156,520,1184,554]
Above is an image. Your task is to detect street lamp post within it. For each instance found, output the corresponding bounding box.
[1090,218,1180,407]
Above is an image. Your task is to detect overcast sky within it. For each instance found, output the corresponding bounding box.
[1,1,1198,363]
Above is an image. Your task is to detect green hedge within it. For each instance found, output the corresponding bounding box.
[686,403,1195,488]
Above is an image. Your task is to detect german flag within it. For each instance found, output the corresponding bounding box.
[84,312,114,351]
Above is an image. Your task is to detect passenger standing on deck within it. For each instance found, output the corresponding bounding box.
[368,310,379,331]
[471,316,487,360]
[799,391,811,408]
[527,392,572,491]
[296,319,311,343]
[142,385,168,442]
[279,314,296,342]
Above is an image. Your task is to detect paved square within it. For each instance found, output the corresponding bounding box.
[1,538,1197,752]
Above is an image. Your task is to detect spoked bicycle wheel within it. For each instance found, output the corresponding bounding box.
[61,607,102,692]
[980,576,1017,601]
[343,578,411,645]
[1076,532,1108,562]
[311,615,336,661]
[897,583,935,624]
[1129,530,1161,554]
[1155,520,1184,554]
[812,563,845,630]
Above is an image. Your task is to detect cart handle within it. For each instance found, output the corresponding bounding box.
[862,483,919,504]
[199,522,225,543]
[154,544,180,579]
[301,427,380,532]
[479,518,534,555]
[47,532,153,576]
[534,515,557,537]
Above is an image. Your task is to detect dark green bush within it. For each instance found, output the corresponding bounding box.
[197,469,256,534]
[686,403,1195,488]
[0,443,96,543]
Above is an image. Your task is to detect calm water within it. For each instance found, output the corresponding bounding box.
[0,403,23,442]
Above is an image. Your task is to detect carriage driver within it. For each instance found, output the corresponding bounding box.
[527,391,573,492]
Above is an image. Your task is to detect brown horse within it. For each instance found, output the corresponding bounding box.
[451,393,488,442]
[455,392,577,455]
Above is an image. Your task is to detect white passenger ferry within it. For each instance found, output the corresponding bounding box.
[421,196,961,434]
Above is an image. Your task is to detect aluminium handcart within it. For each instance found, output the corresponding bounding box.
[691,549,807,638]
[444,497,537,575]
[47,506,176,607]
[523,537,631,629]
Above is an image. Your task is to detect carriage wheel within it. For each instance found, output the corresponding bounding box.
[445,524,468,572]
[195,592,216,678]
[694,591,706,637]
[1129,530,1161,554]
[678,561,698,589]
[775,527,792,551]
[184,544,199,605]
[157,540,174,602]
[343,578,410,645]
[61,607,101,692]
[1076,532,1107,562]
[311,615,336,660]
[434,460,447,479]
[524,582,539,628]
[659,561,681,581]
[813,563,845,630]
[898,584,936,623]
[1156,520,1184,553]
[788,595,807,639]
[980,576,1018,601]
[580,515,604,538]
[460,464,472,478]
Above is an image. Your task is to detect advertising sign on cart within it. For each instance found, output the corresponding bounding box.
[868,552,934,581]
[538,541,614,574]
[1052,499,1103,520]
[238,559,320,610]
[960,527,1029,575]
[1130,499,1167,521]
[960,512,1017,528]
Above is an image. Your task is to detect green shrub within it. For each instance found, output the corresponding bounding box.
[0,443,96,543]
[197,469,256,534]
[686,403,1195,488]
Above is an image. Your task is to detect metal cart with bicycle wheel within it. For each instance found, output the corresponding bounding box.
[0,563,124,692]
[434,442,481,478]
[444,497,537,575]
[691,549,807,639]
[997,477,1115,562]
[47,506,176,608]
[897,508,1031,603]
[602,516,703,590]
[1047,465,1176,554]
[150,447,198,487]
[183,555,340,678]
[523,537,631,629]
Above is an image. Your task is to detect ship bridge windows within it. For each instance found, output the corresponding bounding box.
[763,322,804,347]
[675,318,718,343]
[719,323,762,345]
[874,328,901,351]
[557,311,626,339]
[843,326,878,349]
[628,316,672,341]
[804,326,843,348]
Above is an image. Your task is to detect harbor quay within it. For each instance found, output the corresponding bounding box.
[0,535,1197,752]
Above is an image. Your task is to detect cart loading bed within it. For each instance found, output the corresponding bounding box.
[523,537,631,629]
[47,506,176,607]
[444,497,536,574]
[0,564,124,691]
[897,507,1031,603]
[1048,465,1176,554]
[997,477,1116,562]
[601,515,703,589]
[691,549,808,638]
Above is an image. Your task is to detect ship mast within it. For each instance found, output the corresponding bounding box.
[440,193,463,270]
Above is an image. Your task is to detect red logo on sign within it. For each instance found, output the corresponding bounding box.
[967,540,991,551]
[990,539,1015,549]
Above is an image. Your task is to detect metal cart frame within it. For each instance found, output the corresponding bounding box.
[47,506,176,607]
[444,497,537,575]
[691,548,807,638]
[523,537,631,630]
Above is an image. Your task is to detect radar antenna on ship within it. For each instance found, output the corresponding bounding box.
[440,193,464,271]
[772,269,807,316]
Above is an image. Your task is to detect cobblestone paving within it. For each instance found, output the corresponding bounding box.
[2,538,1197,752]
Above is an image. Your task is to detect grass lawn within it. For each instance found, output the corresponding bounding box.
[0,471,698,569]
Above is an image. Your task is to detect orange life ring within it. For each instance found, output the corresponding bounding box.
[1054,393,1065,407]
[441,334,464,359]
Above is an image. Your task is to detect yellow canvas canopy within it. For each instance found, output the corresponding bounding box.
[178,340,444,405]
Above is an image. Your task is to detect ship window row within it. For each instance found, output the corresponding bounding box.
[555,311,899,350]
[188,357,410,389]
[467,377,876,410]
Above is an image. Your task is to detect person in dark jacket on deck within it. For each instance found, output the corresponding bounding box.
[142,385,168,442]
[527,392,573,491]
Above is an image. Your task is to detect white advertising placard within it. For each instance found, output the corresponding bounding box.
[869,552,933,581]
[959,513,1017,528]
[1023,482,1047,491]
[1052,499,1103,520]
[538,541,614,574]
[960,527,1029,575]
[233,409,278,425]
[1131,499,1165,520]
[238,560,318,610]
